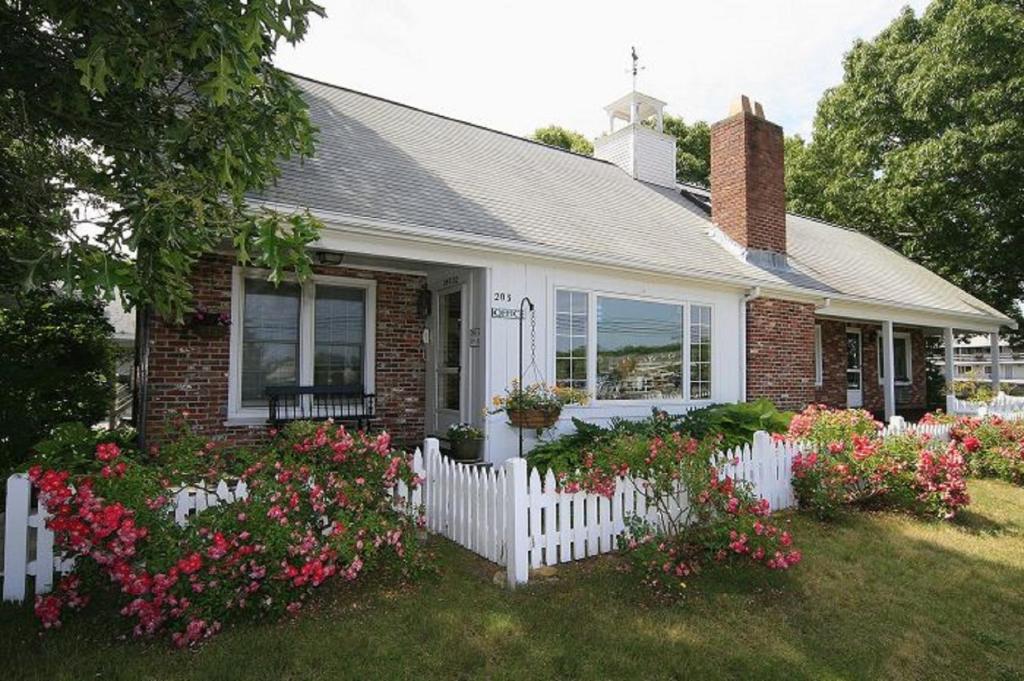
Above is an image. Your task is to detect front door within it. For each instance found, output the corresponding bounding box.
[846,329,863,408]
[434,287,465,434]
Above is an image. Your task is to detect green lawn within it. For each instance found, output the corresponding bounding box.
[2,479,1023,681]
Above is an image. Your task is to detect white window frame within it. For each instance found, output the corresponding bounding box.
[553,288,590,391]
[814,324,823,387]
[227,266,377,424]
[878,331,912,386]
[550,286,715,405]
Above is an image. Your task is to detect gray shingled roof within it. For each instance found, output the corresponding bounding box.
[254,75,1009,326]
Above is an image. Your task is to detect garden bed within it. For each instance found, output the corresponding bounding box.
[1,478,1021,680]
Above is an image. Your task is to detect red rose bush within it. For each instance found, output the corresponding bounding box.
[27,420,426,646]
[948,415,1024,485]
[558,432,800,595]
[788,405,969,520]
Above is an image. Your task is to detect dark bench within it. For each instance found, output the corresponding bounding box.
[265,385,376,430]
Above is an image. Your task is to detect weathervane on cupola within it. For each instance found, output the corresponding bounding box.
[629,45,645,94]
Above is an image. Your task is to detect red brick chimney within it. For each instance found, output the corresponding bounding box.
[710,95,786,255]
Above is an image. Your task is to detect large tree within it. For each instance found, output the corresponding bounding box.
[786,0,1024,328]
[531,125,594,156]
[1,1,326,320]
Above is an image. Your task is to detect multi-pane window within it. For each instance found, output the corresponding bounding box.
[241,279,301,407]
[314,286,366,389]
[555,290,588,390]
[237,274,372,412]
[556,292,713,402]
[878,334,912,383]
[596,297,683,400]
[689,305,712,400]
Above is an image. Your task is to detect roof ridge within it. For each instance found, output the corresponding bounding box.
[282,70,613,166]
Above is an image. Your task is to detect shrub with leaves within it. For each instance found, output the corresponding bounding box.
[949,415,1024,485]
[27,419,427,646]
[789,407,969,520]
[559,432,800,595]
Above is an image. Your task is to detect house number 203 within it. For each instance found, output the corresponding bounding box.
[493,292,514,303]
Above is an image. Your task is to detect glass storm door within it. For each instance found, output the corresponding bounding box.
[846,329,863,408]
[435,288,464,433]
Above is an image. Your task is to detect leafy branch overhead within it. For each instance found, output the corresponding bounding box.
[0,0,327,319]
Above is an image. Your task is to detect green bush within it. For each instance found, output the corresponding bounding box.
[527,401,792,474]
[0,290,118,474]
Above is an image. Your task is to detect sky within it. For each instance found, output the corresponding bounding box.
[275,0,931,141]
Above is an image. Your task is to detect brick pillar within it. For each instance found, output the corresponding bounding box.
[746,298,815,409]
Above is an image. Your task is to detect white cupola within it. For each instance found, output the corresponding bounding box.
[593,91,677,188]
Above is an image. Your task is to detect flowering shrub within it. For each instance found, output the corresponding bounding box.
[789,407,970,520]
[949,415,1024,484]
[27,420,427,646]
[787,404,880,445]
[559,432,800,595]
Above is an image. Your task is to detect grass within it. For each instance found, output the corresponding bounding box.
[2,479,1023,681]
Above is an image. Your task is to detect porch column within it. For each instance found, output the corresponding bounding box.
[881,320,896,421]
[991,330,1002,390]
[944,327,956,413]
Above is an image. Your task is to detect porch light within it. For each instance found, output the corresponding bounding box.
[314,250,344,266]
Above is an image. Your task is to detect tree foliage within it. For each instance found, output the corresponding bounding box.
[661,114,711,186]
[531,125,594,156]
[786,0,1024,328]
[0,290,118,473]
[0,0,326,320]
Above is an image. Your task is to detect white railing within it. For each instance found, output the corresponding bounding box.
[2,450,425,604]
[947,391,1024,419]
[421,431,799,587]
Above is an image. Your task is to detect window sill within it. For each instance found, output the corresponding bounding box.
[224,415,269,427]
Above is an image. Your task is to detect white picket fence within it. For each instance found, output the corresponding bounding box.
[422,431,799,587]
[947,392,1024,419]
[4,412,995,601]
[880,415,952,442]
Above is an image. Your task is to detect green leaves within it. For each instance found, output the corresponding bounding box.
[1,1,326,320]
[787,0,1024,332]
[530,125,594,156]
[73,46,112,94]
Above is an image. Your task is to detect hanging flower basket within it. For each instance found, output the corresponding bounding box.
[506,407,561,430]
[187,306,231,339]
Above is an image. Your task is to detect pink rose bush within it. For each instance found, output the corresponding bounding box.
[27,419,427,646]
[557,432,800,596]
[948,415,1024,485]
[788,405,969,520]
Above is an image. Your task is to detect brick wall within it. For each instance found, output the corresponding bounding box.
[143,254,426,448]
[745,298,816,409]
[710,108,787,255]
[813,319,926,415]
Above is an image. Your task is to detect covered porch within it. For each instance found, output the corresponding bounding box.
[814,301,1011,421]
[141,247,490,451]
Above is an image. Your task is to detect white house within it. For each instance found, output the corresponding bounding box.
[133,75,1014,462]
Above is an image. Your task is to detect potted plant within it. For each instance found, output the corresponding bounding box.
[188,306,231,339]
[490,380,589,432]
[447,423,484,462]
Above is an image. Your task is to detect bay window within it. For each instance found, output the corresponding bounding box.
[229,269,376,420]
[555,289,712,402]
